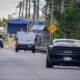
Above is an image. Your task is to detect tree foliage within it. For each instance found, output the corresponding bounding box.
[44,0,80,39]
[0,18,7,28]
[58,1,80,39]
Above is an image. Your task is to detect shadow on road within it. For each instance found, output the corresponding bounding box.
[51,66,80,70]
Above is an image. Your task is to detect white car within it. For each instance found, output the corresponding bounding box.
[15,31,36,53]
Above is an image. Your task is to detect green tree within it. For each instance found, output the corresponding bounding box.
[58,0,80,39]
[0,18,7,28]
[44,0,80,39]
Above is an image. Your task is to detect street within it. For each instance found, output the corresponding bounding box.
[0,48,80,80]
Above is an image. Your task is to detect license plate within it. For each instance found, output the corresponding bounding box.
[63,57,72,61]
[64,50,72,53]
[28,45,32,47]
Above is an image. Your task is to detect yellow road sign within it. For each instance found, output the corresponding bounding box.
[48,24,57,33]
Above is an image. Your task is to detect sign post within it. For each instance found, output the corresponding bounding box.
[48,24,57,42]
[50,0,54,41]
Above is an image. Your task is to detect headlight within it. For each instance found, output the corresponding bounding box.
[49,45,53,48]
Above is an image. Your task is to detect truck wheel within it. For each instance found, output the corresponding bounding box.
[46,56,53,68]
[1,44,3,48]
[32,48,35,53]
[32,46,35,53]
[15,48,18,52]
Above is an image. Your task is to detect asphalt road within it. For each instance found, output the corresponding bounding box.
[0,48,80,80]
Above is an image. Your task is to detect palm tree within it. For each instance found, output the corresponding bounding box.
[25,0,28,18]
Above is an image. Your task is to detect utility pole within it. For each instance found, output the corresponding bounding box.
[51,0,54,24]
[50,0,54,41]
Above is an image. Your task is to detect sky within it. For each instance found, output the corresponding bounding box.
[0,0,18,19]
[0,0,45,19]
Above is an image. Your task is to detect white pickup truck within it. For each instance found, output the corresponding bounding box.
[15,31,36,53]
